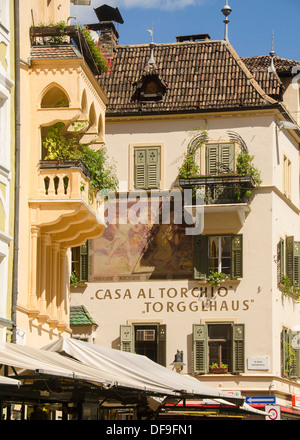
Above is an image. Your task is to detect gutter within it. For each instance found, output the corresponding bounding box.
[12,0,20,343]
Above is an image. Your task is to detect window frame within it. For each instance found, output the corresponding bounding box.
[120,323,166,366]
[193,234,243,280]
[129,143,164,191]
[193,322,245,374]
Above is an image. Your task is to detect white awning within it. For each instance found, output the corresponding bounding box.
[42,338,268,416]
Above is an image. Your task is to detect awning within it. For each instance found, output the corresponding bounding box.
[42,338,268,416]
[0,339,268,417]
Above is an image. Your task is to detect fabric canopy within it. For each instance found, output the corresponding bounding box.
[0,339,268,416]
[42,338,268,416]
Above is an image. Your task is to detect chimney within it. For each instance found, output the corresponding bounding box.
[86,5,124,59]
[98,21,119,59]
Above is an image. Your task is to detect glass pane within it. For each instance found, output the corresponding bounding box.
[209,237,219,272]
[208,324,231,340]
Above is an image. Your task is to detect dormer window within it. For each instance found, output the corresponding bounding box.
[133,73,167,103]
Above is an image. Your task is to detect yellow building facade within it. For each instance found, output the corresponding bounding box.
[0,1,15,342]
[15,0,107,346]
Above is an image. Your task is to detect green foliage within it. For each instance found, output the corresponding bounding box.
[284,341,296,374]
[206,271,229,287]
[70,271,79,287]
[236,152,262,186]
[209,362,228,369]
[178,130,207,178]
[78,25,111,73]
[43,122,118,191]
[281,275,300,300]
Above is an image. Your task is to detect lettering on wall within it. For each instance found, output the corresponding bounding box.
[92,286,254,313]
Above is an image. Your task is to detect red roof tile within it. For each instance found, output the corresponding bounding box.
[98,41,278,116]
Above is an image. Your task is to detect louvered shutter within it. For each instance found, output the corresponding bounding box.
[157,324,167,366]
[147,148,160,189]
[290,331,300,379]
[220,143,235,173]
[193,235,208,280]
[79,240,89,282]
[120,325,134,353]
[206,144,235,175]
[134,149,146,189]
[232,324,245,373]
[193,324,207,374]
[286,236,294,283]
[206,144,219,175]
[281,328,289,376]
[232,235,243,279]
[277,239,284,284]
[294,241,300,287]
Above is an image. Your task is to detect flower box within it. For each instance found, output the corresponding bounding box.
[209,367,228,374]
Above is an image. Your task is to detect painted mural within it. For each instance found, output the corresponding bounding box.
[89,199,193,281]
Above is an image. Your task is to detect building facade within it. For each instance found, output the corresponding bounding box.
[70,9,300,418]
[15,0,107,347]
[0,0,15,342]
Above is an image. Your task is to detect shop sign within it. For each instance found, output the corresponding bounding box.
[292,395,300,408]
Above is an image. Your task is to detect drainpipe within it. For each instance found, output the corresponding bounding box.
[12,0,21,344]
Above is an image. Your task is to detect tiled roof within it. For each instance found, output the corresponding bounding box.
[242,55,300,99]
[98,40,278,116]
[243,55,299,74]
[70,305,97,326]
[30,44,81,60]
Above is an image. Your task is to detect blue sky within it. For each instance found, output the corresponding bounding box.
[71,0,299,60]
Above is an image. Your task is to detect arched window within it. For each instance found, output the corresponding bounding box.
[41,85,70,108]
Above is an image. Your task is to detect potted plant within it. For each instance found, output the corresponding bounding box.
[206,271,229,287]
[209,362,229,373]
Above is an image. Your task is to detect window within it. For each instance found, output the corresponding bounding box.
[278,236,300,287]
[120,324,166,366]
[281,327,300,378]
[193,234,243,280]
[133,73,167,103]
[134,147,161,190]
[71,241,90,282]
[206,143,235,175]
[193,323,244,374]
[283,155,291,199]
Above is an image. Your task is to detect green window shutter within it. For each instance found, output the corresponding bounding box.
[206,144,219,175]
[277,239,285,284]
[79,240,89,282]
[290,331,300,379]
[134,148,146,189]
[232,324,245,373]
[193,324,207,374]
[134,147,160,189]
[120,325,134,353]
[232,235,243,279]
[286,236,294,283]
[147,148,160,189]
[281,328,289,377]
[220,143,235,173]
[157,324,166,366]
[193,235,208,280]
[294,242,300,287]
[206,144,235,175]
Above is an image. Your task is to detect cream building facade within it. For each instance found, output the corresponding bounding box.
[0,1,15,342]
[70,10,300,419]
[15,0,107,347]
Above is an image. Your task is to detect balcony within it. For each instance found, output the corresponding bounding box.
[179,174,255,232]
[29,160,105,248]
[29,25,110,76]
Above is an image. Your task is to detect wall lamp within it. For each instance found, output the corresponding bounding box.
[171,350,185,373]
[277,121,298,130]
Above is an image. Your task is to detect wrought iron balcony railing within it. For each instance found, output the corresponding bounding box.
[179,175,255,204]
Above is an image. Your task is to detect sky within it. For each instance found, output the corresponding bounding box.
[70,0,299,60]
